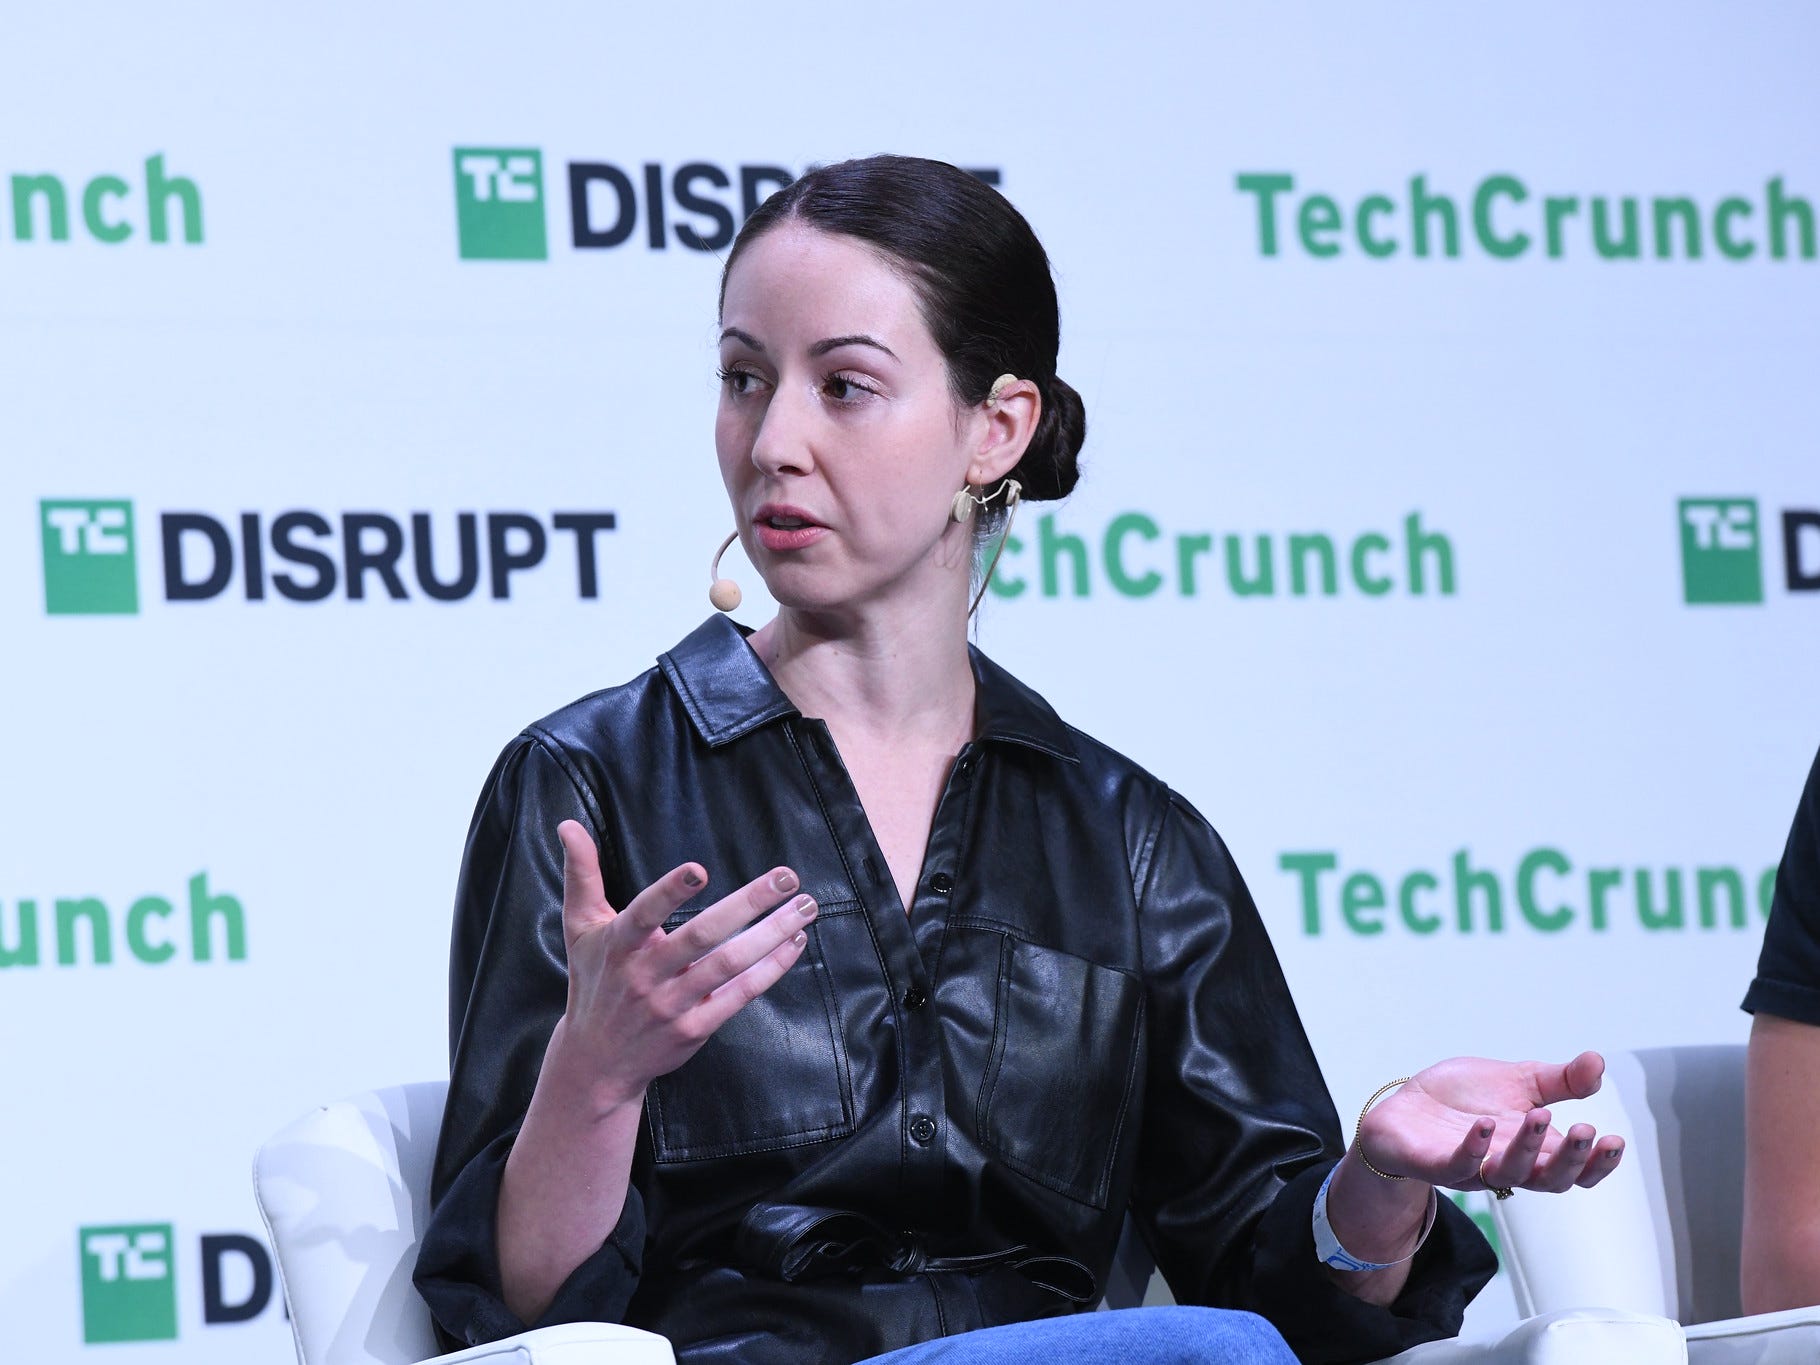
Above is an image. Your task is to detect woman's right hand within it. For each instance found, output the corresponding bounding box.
[553,818,817,1109]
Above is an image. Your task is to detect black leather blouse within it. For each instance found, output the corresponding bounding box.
[414,616,1494,1363]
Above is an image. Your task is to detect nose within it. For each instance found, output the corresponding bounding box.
[749,382,815,479]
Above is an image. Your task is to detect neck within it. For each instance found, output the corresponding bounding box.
[750,594,977,745]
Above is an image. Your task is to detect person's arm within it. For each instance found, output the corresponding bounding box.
[1130,793,1497,1362]
[498,823,814,1321]
[413,737,813,1345]
[1743,1012,1820,1313]
[1740,744,1820,1314]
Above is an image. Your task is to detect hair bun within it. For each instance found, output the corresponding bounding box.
[1013,376,1086,502]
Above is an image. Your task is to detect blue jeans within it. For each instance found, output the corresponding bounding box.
[856,1306,1298,1364]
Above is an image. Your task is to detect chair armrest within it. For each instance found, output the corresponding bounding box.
[420,1322,676,1365]
[1370,1308,1687,1365]
[1685,1303,1820,1362]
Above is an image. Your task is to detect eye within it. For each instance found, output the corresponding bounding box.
[822,372,879,404]
[718,366,767,397]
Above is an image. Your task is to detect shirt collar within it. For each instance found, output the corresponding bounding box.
[659,615,1079,764]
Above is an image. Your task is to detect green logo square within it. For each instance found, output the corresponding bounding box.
[42,499,139,615]
[80,1223,177,1344]
[454,147,547,260]
[1679,498,1764,605]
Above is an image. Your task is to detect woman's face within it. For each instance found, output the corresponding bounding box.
[715,223,979,618]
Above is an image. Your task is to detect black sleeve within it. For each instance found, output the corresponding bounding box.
[411,734,647,1349]
[1743,744,1820,1025]
[1130,794,1495,1364]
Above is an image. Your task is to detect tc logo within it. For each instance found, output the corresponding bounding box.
[41,499,140,615]
[1679,497,1764,605]
[454,147,547,260]
[80,1224,177,1343]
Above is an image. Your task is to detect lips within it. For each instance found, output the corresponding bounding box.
[753,503,828,552]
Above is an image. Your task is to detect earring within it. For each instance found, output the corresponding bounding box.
[955,377,1023,521]
[950,477,1020,526]
[968,479,1024,618]
[709,530,742,612]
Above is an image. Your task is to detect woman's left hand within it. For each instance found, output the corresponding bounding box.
[1358,1050,1626,1195]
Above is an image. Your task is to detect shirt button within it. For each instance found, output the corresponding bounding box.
[909,1115,937,1144]
[902,987,928,1010]
[929,873,954,896]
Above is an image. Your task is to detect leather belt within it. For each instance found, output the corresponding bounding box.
[736,1204,1099,1305]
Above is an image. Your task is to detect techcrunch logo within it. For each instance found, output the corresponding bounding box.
[3,872,246,969]
[80,1224,277,1344]
[1679,498,1820,605]
[40,500,617,614]
[986,511,1456,601]
[453,147,1002,261]
[1282,849,1777,938]
[1237,173,1817,262]
[6,155,202,245]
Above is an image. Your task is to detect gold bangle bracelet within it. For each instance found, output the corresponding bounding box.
[1354,1076,1412,1181]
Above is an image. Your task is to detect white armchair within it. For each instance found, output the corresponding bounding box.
[253,1083,1683,1365]
[253,1083,673,1364]
[1490,1045,1820,1363]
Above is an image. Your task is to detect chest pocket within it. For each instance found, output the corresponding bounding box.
[646,905,856,1163]
[976,935,1145,1209]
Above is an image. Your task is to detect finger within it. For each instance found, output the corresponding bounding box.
[676,892,818,994]
[1574,1136,1626,1189]
[558,820,616,946]
[1527,1050,1606,1107]
[612,861,713,943]
[1416,1114,1497,1190]
[1484,1108,1552,1188]
[655,867,802,964]
[1525,1122,1597,1193]
[691,927,812,1034]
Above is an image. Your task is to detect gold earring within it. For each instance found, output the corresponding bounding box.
[951,477,1021,527]
[968,479,1024,618]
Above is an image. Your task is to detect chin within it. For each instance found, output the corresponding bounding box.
[762,579,857,615]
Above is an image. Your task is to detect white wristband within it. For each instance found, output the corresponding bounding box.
[1312,1164,1439,1272]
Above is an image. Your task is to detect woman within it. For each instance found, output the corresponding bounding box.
[415,156,1624,1364]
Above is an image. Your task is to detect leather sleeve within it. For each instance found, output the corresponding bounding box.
[412,734,646,1348]
[1130,793,1494,1363]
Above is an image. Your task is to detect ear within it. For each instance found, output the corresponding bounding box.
[970,377,1040,487]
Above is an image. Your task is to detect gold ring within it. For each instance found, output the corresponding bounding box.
[1479,1156,1515,1200]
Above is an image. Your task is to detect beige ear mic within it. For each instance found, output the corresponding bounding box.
[709,530,743,612]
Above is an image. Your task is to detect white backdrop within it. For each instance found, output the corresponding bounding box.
[4,4,1818,1358]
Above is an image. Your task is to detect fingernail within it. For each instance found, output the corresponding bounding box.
[1479,1123,1494,1139]
[791,930,808,947]
[773,869,799,894]
[1533,1120,1548,1135]
[794,894,817,918]
[682,868,704,888]
[1575,1137,1591,1151]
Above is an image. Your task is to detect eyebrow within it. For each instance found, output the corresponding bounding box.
[718,328,899,362]
[810,334,898,361]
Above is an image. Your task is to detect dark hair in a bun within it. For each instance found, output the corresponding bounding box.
[722,155,1086,508]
